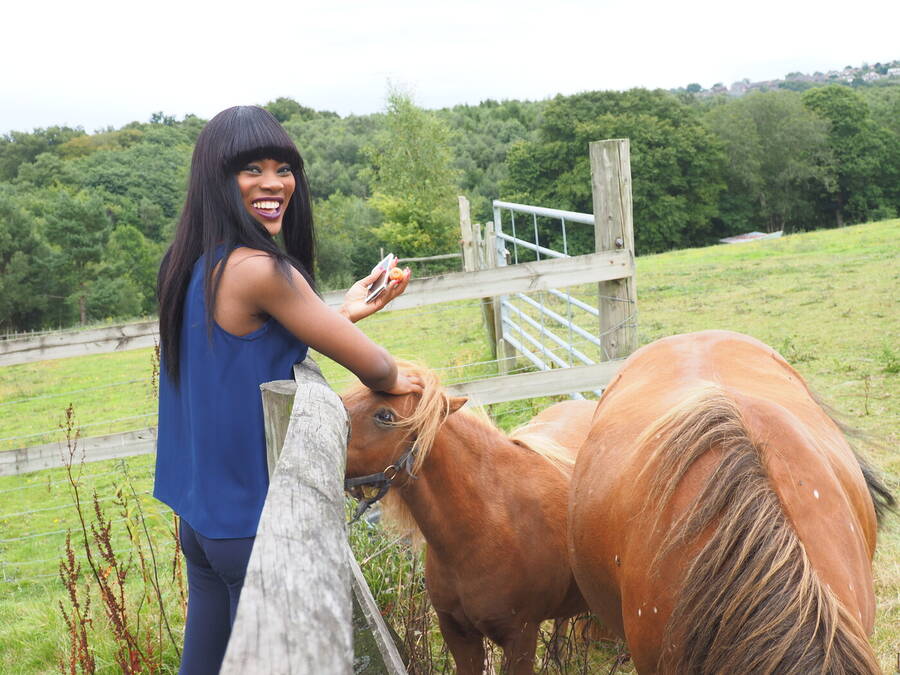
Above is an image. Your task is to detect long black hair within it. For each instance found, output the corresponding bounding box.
[157,106,316,384]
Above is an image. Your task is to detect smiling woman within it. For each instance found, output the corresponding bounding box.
[237,158,295,236]
[153,106,419,675]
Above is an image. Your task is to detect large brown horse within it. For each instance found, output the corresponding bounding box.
[343,363,596,674]
[568,330,894,673]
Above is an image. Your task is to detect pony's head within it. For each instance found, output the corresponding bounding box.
[341,360,467,486]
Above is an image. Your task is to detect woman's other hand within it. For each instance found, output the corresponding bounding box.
[340,260,412,323]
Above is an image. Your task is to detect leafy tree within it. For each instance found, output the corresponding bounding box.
[284,113,381,200]
[0,126,86,181]
[437,100,545,222]
[92,224,162,315]
[70,138,191,239]
[704,91,834,233]
[42,190,113,324]
[504,89,726,254]
[264,97,335,123]
[86,276,143,320]
[313,192,381,289]
[14,152,78,189]
[803,86,894,225]
[0,187,60,330]
[56,127,145,159]
[364,91,461,257]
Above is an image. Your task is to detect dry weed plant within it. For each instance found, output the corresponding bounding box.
[56,391,184,672]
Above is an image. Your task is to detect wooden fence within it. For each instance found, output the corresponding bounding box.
[221,358,406,674]
[0,237,633,474]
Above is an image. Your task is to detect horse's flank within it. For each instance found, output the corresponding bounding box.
[568,330,886,674]
[637,385,880,673]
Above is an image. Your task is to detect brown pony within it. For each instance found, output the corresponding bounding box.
[343,363,596,674]
[568,330,894,674]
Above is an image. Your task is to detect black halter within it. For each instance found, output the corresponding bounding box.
[344,439,419,524]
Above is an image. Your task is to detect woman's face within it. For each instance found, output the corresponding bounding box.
[236,158,296,236]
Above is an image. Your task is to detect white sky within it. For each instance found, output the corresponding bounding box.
[2,0,898,135]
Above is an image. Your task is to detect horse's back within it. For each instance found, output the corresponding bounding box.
[569,330,879,673]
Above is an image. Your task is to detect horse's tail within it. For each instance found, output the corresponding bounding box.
[635,385,880,674]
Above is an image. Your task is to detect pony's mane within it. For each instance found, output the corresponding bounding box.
[635,384,880,674]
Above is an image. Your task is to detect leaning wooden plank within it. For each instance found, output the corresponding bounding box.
[444,360,626,406]
[348,543,408,674]
[0,427,157,477]
[221,357,352,674]
[322,249,633,311]
[0,320,158,366]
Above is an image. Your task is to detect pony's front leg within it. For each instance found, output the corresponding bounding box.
[436,611,486,675]
[500,621,540,675]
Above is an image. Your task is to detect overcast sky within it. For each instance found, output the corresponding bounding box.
[2,0,898,135]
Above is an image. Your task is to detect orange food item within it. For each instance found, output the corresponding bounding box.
[389,267,405,281]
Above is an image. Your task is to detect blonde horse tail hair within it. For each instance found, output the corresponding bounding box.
[635,385,880,674]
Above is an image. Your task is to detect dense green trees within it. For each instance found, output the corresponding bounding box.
[0,119,191,331]
[802,86,898,225]
[2,81,898,333]
[704,91,833,233]
[504,89,726,253]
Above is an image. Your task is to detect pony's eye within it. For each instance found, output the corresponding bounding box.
[374,409,395,426]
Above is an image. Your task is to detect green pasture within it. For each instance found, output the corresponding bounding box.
[0,219,897,673]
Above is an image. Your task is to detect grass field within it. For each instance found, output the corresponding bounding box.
[0,219,897,673]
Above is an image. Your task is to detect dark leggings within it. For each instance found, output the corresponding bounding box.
[178,519,255,675]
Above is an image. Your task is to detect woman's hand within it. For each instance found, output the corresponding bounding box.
[340,260,411,323]
[383,372,424,396]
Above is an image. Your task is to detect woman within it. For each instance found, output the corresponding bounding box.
[155,106,421,674]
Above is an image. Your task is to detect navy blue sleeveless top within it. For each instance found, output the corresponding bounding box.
[155,246,308,538]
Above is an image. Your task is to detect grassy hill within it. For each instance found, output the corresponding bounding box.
[0,219,897,672]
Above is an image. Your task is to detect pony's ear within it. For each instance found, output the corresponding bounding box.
[448,396,468,414]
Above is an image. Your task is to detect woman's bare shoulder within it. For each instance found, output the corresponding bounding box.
[221,248,308,297]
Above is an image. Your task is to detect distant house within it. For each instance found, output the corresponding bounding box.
[888,67,900,77]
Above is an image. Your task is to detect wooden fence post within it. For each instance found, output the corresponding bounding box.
[481,221,501,360]
[459,196,477,272]
[221,357,352,674]
[230,357,406,675]
[461,196,503,360]
[590,139,638,360]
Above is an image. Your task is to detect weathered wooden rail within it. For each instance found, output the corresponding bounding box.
[220,357,405,674]
[0,250,632,368]
[0,319,158,366]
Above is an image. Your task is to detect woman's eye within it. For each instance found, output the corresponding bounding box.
[277,165,292,175]
[242,165,261,174]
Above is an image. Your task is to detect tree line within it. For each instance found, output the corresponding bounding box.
[1,82,898,333]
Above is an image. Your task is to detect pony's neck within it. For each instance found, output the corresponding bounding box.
[399,413,513,559]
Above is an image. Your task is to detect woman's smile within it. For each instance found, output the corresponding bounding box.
[250,197,284,219]
[237,159,295,235]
